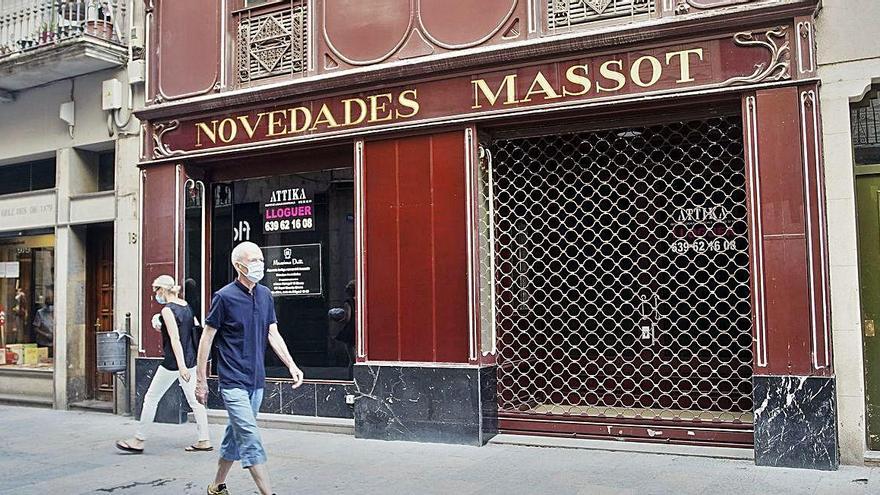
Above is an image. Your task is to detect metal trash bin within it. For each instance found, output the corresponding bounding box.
[96,331,128,373]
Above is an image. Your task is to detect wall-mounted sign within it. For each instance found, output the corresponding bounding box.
[0,191,56,230]
[151,26,795,158]
[263,244,322,297]
[263,187,315,234]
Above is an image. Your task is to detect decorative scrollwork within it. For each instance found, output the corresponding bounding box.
[721,26,790,87]
[152,120,184,159]
[676,0,751,14]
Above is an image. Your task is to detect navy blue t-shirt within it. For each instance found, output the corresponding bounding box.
[205,280,277,391]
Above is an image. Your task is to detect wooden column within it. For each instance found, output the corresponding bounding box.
[140,163,183,357]
[744,85,831,376]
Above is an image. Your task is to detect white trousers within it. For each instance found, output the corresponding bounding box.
[136,365,210,442]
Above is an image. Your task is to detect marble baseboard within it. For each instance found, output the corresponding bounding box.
[134,358,187,425]
[353,364,498,446]
[753,375,839,471]
[204,377,355,419]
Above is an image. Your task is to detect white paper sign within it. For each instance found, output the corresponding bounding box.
[6,261,19,279]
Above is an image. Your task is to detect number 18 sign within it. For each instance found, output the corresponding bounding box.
[263,187,315,233]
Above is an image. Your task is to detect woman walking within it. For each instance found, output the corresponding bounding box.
[116,275,212,453]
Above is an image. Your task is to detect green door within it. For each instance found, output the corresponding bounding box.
[857,174,880,450]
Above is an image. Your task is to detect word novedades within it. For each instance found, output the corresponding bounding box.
[195,90,420,146]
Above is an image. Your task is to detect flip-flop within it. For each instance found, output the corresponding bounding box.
[115,440,144,454]
[185,444,214,452]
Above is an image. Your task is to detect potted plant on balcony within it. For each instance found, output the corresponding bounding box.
[38,21,58,44]
[84,1,114,41]
[60,0,86,22]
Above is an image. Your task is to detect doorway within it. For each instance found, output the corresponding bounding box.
[486,115,754,445]
[853,87,880,450]
[85,224,114,402]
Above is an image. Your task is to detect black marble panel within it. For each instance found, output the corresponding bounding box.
[480,366,499,442]
[259,381,283,414]
[353,364,497,446]
[753,375,839,471]
[134,358,187,424]
[316,383,355,419]
[281,382,317,416]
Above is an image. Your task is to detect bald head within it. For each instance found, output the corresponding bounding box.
[231,241,262,266]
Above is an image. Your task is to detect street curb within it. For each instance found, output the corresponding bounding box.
[489,434,755,461]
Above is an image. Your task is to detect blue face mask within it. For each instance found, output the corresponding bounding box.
[155,293,167,305]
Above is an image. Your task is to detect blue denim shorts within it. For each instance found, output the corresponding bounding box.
[219,387,266,468]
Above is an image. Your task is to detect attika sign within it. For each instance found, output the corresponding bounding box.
[151,27,792,157]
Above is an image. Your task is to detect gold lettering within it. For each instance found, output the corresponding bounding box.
[267,111,288,136]
[218,118,237,143]
[562,65,591,97]
[471,75,519,109]
[238,113,266,139]
[396,89,420,119]
[368,93,394,123]
[195,120,218,147]
[630,55,662,88]
[666,48,704,84]
[597,60,626,93]
[342,98,368,126]
[311,104,341,130]
[288,107,313,134]
[521,71,562,103]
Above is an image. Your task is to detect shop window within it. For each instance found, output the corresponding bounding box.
[547,0,654,31]
[235,0,308,85]
[97,152,116,192]
[0,234,55,369]
[211,169,355,380]
[852,87,880,165]
[184,178,206,322]
[0,159,56,196]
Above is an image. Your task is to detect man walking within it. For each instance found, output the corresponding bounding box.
[195,241,304,495]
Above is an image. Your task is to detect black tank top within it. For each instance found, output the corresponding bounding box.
[160,302,197,371]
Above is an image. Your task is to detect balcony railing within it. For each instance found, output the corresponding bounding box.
[0,0,127,58]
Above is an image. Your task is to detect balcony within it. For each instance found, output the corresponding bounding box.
[0,0,128,93]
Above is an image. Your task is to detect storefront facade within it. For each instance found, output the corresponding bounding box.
[138,0,837,469]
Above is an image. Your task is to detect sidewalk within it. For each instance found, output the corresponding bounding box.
[0,405,877,495]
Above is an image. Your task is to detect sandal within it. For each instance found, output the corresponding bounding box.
[115,440,144,454]
[185,444,214,452]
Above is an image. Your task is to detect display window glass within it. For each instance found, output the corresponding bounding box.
[210,169,356,380]
[0,234,55,369]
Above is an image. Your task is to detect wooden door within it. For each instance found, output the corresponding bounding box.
[86,226,115,402]
[857,174,880,450]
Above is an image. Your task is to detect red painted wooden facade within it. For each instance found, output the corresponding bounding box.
[363,132,471,363]
[744,85,831,377]
[137,0,832,449]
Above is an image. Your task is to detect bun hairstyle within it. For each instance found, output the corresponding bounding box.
[152,275,181,295]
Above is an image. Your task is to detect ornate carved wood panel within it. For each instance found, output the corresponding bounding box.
[319,0,526,71]
[153,0,222,102]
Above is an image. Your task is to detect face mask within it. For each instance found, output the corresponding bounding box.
[240,260,265,283]
[155,293,167,305]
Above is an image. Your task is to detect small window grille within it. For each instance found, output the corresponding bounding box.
[237,4,308,84]
[548,0,654,30]
[852,88,880,164]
